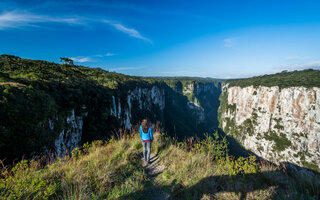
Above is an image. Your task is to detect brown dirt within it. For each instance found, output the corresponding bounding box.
[142,153,172,200]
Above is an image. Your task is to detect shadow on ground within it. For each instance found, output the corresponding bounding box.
[118,166,319,200]
[118,139,320,200]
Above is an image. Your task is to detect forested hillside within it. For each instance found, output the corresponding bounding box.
[0,55,222,164]
[227,69,320,88]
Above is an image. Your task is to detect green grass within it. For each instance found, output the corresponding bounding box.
[1,131,319,200]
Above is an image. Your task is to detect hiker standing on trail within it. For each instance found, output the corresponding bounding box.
[139,119,153,164]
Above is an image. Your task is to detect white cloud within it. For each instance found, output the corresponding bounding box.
[70,56,92,63]
[0,10,84,29]
[70,53,117,62]
[223,38,233,47]
[103,19,152,43]
[95,53,117,57]
[105,53,116,56]
[273,60,320,73]
[284,56,311,60]
[0,10,152,43]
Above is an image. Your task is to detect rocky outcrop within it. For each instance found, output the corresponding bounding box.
[49,109,86,157]
[110,86,165,129]
[49,83,220,158]
[183,82,221,128]
[220,84,320,171]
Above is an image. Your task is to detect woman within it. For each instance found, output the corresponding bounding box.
[139,119,153,164]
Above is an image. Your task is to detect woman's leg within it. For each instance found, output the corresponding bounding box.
[147,142,151,163]
[142,141,147,161]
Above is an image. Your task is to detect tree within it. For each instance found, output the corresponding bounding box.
[60,57,74,65]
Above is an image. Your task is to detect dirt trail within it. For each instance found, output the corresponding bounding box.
[142,153,171,200]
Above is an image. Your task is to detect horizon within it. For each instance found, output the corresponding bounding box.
[5,53,319,81]
[1,0,320,78]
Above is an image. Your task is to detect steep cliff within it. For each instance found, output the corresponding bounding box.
[110,85,165,130]
[51,109,87,157]
[219,70,320,171]
[109,80,221,139]
[175,81,221,132]
[0,55,222,162]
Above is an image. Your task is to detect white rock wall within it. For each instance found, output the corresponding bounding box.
[221,84,320,170]
[111,86,165,129]
[51,109,84,157]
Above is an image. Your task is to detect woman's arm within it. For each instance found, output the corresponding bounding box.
[139,126,143,140]
[149,126,154,141]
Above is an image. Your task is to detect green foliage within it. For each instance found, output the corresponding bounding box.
[274,118,284,130]
[60,57,73,65]
[0,160,55,200]
[174,131,257,179]
[301,160,320,172]
[0,55,224,163]
[223,117,241,138]
[243,118,254,136]
[227,69,320,88]
[0,55,138,162]
[187,132,229,159]
[144,77,224,87]
[217,89,228,128]
[227,103,237,113]
[218,155,258,179]
[134,141,143,150]
[264,131,292,152]
[1,131,319,199]
[0,135,148,200]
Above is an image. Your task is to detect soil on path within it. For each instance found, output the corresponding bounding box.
[142,153,172,200]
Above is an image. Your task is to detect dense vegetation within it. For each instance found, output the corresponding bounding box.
[144,76,224,86]
[227,69,320,88]
[1,131,319,200]
[1,55,320,199]
[0,54,136,163]
[0,55,221,164]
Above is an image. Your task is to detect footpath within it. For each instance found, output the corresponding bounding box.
[142,153,172,200]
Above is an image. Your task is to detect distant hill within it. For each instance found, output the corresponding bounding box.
[144,76,226,82]
[227,69,320,88]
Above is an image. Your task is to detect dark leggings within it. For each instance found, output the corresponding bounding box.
[142,141,151,162]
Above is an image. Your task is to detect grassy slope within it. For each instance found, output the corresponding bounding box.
[227,69,320,88]
[1,131,319,200]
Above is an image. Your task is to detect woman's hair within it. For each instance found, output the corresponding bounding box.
[141,118,149,133]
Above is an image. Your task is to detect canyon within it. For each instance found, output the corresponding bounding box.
[0,55,319,172]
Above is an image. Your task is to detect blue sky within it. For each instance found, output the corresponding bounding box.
[1,0,320,78]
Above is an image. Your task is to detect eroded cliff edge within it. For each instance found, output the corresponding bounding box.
[0,55,222,162]
[219,84,320,171]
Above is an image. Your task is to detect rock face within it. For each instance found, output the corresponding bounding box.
[50,109,85,157]
[182,82,221,128]
[111,86,166,129]
[46,82,221,158]
[219,84,320,171]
